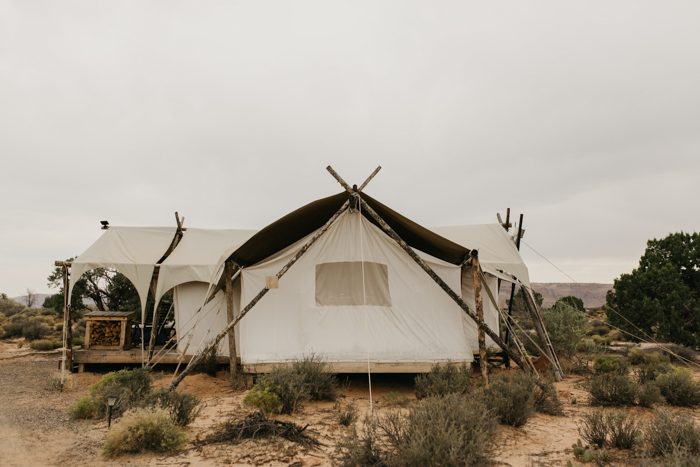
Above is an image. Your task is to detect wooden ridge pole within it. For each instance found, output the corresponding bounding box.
[168,200,351,390]
[470,252,489,384]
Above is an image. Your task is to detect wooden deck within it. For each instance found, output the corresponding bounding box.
[72,348,230,370]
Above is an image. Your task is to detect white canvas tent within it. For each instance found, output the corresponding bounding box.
[65,189,542,373]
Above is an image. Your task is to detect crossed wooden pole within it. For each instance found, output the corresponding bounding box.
[169,166,538,390]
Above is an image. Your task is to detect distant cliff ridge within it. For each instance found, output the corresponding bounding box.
[532,282,612,309]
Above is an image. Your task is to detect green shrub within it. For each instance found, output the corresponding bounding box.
[292,354,336,401]
[30,339,61,351]
[633,354,672,383]
[588,373,637,406]
[646,410,700,457]
[247,356,336,414]
[571,439,611,465]
[656,369,700,406]
[414,363,471,399]
[579,410,608,448]
[103,408,186,457]
[592,354,629,375]
[576,337,599,355]
[637,382,662,407]
[606,411,640,449]
[335,400,357,427]
[243,386,283,414]
[21,320,50,340]
[482,372,535,427]
[383,394,496,466]
[70,396,99,419]
[542,302,588,358]
[90,368,152,417]
[147,389,201,426]
[533,378,563,416]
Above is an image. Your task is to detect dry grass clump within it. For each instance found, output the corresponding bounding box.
[646,410,700,457]
[414,363,471,399]
[337,393,496,467]
[335,400,358,426]
[244,355,336,414]
[103,408,186,457]
[197,411,319,448]
[29,338,62,351]
[655,369,700,407]
[578,410,640,450]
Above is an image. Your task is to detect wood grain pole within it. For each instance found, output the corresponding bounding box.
[168,200,351,391]
[470,252,489,385]
[224,260,240,376]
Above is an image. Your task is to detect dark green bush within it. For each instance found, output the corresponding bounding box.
[637,382,662,407]
[646,410,700,457]
[69,396,99,419]
[90,368,152,417]
[246,356,336,414]
[542,302,588,358]
[414,363,471,399]
[103,408,186,457]
[656,369,700,407]
[482,372,535,427]
[147,389,201,426]
[588,373,637,406]
[593,354,629,375]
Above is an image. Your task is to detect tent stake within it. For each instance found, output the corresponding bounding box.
[470,252,489,385]
[168,200,351,390]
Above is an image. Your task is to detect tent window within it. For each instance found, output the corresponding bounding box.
[315,262,391,306]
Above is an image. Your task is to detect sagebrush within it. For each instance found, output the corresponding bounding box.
[103,408,186,457]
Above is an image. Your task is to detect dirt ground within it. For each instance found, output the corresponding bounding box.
[1,341,698,466]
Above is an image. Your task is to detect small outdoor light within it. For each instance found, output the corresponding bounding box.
[106,395,117,428]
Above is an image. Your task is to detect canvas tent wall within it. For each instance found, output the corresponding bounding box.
[238,210,474,372]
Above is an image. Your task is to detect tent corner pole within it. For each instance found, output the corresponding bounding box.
[224,260,240,377]
[469,252,489,385]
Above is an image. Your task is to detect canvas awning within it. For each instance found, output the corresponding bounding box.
[69,227,177,317]
[431,224,530,286]
[154,227,256,304]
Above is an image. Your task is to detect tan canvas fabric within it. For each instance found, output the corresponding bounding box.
[315,261,391,306]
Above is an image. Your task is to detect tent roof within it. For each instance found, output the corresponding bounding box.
[155,228,256,302]
[69,226,177,314]
[432,224,530,286]
[228,192,471,267]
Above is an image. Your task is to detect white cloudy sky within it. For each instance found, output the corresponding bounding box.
[1,1,698,297]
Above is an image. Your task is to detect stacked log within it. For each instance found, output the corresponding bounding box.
[91,321,121,347]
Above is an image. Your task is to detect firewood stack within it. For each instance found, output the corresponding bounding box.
[90,321,121,346]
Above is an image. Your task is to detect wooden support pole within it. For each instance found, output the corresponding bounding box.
[470,252,489,385]
[224,260,239,376]
[353,194,528,371]
[168,200,351,390]
[61,263,72,376]
[503,213,524,368]
[523,287,564,381]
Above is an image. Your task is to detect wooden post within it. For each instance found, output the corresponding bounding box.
[168,200,351,390]
[470,252,489,385]
[503,213,524,368]
[147,212,186,363]
[224,260,239,376]
[523,287,564,381]
[58,261,72,377]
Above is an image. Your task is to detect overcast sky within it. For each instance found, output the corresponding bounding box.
[1,1,698,297]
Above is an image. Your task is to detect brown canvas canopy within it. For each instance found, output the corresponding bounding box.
[228,191,470,267]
